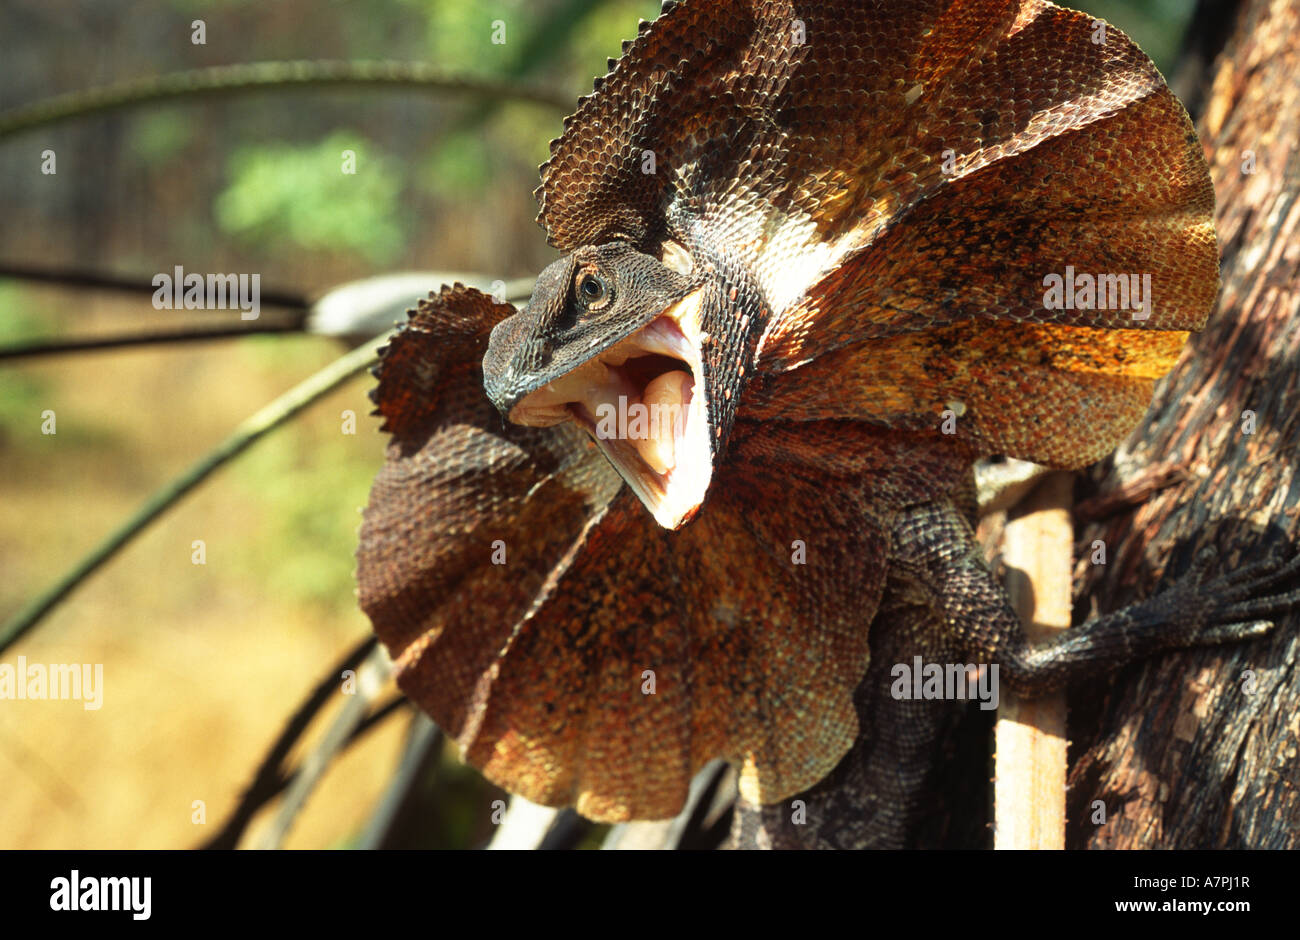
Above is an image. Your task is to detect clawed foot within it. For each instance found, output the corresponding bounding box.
[1135,543,1300,646]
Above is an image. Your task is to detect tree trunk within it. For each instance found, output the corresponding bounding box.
[1063,0,1300,849]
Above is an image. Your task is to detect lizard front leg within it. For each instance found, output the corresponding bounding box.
[890,499,1300,694]
[728,495,1300,850]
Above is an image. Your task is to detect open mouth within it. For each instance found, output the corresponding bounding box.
[506,289,710,529]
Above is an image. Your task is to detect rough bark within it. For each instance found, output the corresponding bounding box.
[1064,0,1300,849]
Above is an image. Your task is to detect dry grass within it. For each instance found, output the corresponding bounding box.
[0,289,410,848]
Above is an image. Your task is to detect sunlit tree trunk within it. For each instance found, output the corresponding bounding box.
[1064,0,1300,849]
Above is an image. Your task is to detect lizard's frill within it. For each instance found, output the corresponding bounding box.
[357,287,973,820]
[537,0,1218,468]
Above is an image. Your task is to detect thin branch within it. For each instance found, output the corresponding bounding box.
[0,332,387,654]
[536,810,593,850]
[0,261,308,309]
[200,692,408,850]
[487,798,564,850]
[250,645,392,849]
[0,268,540,359]
[0,60,572,141]
[201,665,406,850]
[202,635,376,850]
[354,713,443,850]
[352,694,409,740]
[0,322,304,360]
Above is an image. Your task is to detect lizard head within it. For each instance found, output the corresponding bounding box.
[483,239,719,530]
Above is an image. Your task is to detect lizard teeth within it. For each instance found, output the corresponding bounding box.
[507,286,710,529]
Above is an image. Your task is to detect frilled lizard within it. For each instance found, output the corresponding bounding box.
[356,0,1300,848]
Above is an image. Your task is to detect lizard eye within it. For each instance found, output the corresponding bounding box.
[576,273,609,308]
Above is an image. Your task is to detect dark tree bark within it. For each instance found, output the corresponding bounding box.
[1063,0,1300,849]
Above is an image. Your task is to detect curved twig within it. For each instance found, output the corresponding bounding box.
[0,261,308,309]
[202,634,376,850]
[0,322,303,360]
[0,332,387,654]
[354,713,442,850]
[0,60,572,141]
[250,644,392,849]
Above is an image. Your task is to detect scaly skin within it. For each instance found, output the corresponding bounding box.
[727,500,1300,848]
[354,1,1293,846]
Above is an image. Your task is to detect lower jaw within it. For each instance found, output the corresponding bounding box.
[572,406,708,531]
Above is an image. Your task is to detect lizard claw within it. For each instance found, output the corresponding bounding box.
[1137,542,1300,646]
[1197,620,1276,643]
[1195,543,1300,605]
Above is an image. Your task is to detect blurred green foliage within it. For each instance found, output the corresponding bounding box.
[1085,0,1191,75]
[200,0,663,269]
[420,129,493,198]
[216,132,407,264]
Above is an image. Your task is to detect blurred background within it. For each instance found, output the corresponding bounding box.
[0,0,1193,849]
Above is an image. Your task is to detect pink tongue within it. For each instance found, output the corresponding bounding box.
[635,370,693,475]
